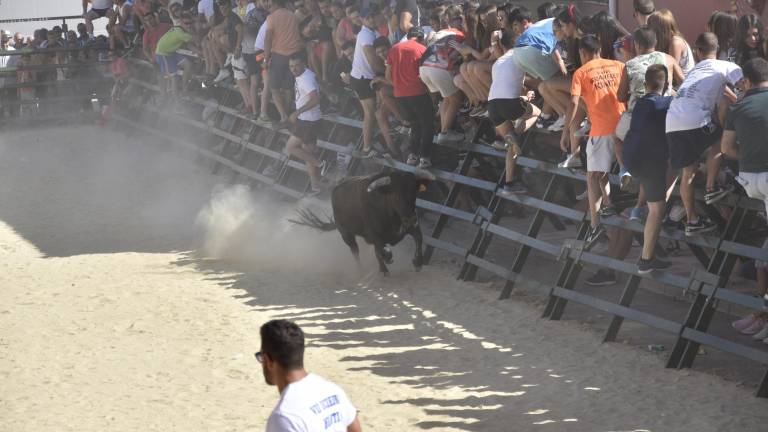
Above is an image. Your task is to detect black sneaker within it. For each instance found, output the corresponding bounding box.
[499,181,528,196]
[704,184,735,205]
[586,269,616,286]
[685,217,718,236]
[598,204,617,217]
[584,224,607,251]
[637,257,672,274]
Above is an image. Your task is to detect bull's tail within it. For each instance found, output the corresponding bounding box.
[288,208,337,232]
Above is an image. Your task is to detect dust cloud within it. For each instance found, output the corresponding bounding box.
[194,185,355,274]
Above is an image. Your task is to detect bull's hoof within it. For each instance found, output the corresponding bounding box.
[412,257,423,271]
[383,247,393,264]
[380,270,390,277]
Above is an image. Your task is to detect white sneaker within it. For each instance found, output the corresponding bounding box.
[213,68,231,83]
[224,53,233,67]
[547,116,566,132]
[558,153,582,169]
[437,130,465,143]
[753,323,768,340]
[669,202,686,223]
[576,190,588,201]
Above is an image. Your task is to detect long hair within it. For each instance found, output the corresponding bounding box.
[708,10,738,59]
[735,14,766,66]
[647,9,683,56]
[475,4,497,51]
[582,11,630,61]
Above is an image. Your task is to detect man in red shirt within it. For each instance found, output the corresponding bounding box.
[142,11,171,64]
[386,26,434,169]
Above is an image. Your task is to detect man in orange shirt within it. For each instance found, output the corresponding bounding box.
[563,35,626,248]
[263,0,304,123]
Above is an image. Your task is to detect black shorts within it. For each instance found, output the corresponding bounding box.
[350,76,375,100]
[90,8,110,18]
[268,52,295,90]
[244,54,260,76]
[631,163,668,203]
[487,98,531,127]
[291,119,319,144]
[667,124,721,169]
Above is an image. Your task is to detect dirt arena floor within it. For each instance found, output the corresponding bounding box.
[1,126,767,431]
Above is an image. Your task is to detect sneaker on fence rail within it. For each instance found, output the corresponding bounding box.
[585,269,616,286]
[684,216,717,236]
[629,206,646,222]
[213,67,231,83]
[469,105,485,117]
[584,224,607,251]
[352,147,378,159]
[740,317,766,335]
[490,140,509,151]
[575,189,588,201]
[732,313,760,332]
[704,183,735,205]
[418,157,432,170]
[257,115,272,126]
[752,323,768,340]
[547,115,566,132]
[637,257,672,274]
[406,153,419,166]
[558,153,582,169]
[305,187,323,198]
[437,130,465,143]
[499,181,527,197]
[536,113,556,130]
[263,163,280,178]
[598,204,617,218]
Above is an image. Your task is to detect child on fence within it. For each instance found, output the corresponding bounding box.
[622,64,674,274]
[565,35,625,249]
[154,13,198,108]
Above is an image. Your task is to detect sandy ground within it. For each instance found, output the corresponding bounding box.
[1,126,767,432]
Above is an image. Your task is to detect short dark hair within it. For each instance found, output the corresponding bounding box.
[578,34,601,54]
[510,6,533,24]
[645,63,668,92]
[537,2,558,20]
[289,52,305,62]
[260,320,305,369]
[634,0,655,15]
[373,35,390,49]
[694,32,719,54]
[499,28,515,49]
[633,26,657,50]
[742,57,768,84]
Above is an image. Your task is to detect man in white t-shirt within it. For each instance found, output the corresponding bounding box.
[284,55,327,196]
[82,0,116,36]
[258,320,362,432]
[665,32,743,236]
[350,5,384,158]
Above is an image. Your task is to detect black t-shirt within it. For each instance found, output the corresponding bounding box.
[395,0,420,28]
[725,87,768,173]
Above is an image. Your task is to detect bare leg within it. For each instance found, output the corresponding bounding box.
[359,97,376,152]
[440,91,463,133]
[587,171,605,228]
[642,200,665,260]
[680,165,698,222]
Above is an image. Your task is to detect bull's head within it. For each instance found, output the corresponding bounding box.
[367,172,430,229]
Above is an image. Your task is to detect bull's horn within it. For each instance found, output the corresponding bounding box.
[367,176,391,192]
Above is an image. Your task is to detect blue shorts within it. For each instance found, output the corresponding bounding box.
[156,52,185,76]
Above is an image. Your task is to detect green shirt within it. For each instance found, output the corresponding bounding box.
[155,27,193,56]
[725,87,768,173]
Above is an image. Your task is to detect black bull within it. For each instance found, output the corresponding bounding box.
[290,172,430,274]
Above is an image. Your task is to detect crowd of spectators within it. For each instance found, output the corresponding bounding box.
[2,0,768,342]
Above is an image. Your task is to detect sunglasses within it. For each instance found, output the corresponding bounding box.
[254,351,263,363]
